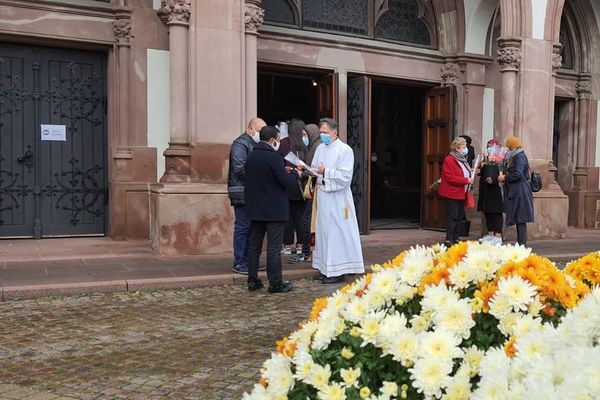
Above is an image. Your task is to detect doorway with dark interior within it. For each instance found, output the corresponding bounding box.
[257,64,335,127]
[370,82,424,230]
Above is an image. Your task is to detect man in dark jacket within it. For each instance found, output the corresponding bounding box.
[245,125,300,293]
[227,117,266,275]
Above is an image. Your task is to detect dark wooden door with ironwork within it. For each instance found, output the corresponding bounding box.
[0,44,107,238]
[347,76,371,234]
[422,86,454,230]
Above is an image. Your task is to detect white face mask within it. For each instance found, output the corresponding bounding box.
[270,140,280,152]
[371,156,378,162]
[251,130,260,143]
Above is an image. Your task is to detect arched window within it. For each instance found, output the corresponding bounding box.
[559,15,574,70]
[374,0,431,45]
[262,0,297,26]
[302,0,369,36]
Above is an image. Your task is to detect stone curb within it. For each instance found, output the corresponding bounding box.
[0,268,319,301]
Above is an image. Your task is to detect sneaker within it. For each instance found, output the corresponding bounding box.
[281,247,292,255]
[479,235,493,243]
[295,247,303,255]
[291,254,311,263]
[232,264,248,275]
[268,281,293,293]
[489,236,503,246]
[247,279,264,291]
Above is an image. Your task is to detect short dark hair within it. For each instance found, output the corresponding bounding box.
[260,125,279,142]
[459,135,472,145]
[319,118,339,131]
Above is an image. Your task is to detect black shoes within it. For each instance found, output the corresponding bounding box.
[247,279,264,291]
[312,273,326,281]
[321,275,345,284]
[268,281,293,293]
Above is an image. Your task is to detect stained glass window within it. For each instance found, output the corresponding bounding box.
[302,0,369,36]
[262,0,297,26]
[374,0,430,45]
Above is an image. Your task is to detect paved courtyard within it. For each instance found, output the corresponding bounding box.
[0,280,345,400]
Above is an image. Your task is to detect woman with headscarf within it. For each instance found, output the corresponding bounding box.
[292,123,321,262]
[282,118,307,255]
[477,139,505,245]
[438,137,475,246]
[498,136,534,246]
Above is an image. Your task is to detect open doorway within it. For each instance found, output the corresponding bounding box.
[370,82,424,229]
[257,64,335,126]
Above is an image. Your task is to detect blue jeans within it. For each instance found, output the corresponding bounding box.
[233,205,251,267]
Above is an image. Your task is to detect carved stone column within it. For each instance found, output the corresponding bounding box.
[113,10,133,148]
[574,79,592,188]
[496,38,521,143]
[244,0,264,122]
[158,0,192,183]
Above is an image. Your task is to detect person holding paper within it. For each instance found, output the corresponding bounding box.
[310,118,364,284]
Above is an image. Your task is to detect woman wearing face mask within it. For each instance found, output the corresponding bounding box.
[477,139,504,245]
[438,137,475,246]
[281,118,307,256]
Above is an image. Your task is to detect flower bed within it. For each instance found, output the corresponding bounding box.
[243,242,595,400]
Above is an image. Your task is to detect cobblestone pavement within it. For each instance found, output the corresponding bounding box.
[0,280,346,399]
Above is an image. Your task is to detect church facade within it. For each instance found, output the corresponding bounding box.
[0,0,599,254]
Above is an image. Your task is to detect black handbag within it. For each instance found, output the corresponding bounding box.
[530,171,542,192]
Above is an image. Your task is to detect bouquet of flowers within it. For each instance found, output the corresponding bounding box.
[243,242,594,400]
[486,144,508,166]
[565,251,600,287]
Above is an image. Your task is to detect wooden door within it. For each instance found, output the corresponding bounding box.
[422,86,454,230]
[317,73,337,120]
[347,76,371,234]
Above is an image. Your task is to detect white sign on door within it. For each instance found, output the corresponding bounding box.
[41,124,67,141]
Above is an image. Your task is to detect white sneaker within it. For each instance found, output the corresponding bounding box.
[479,235,493,243]
[490,236,503,245]
[281,247,292,255]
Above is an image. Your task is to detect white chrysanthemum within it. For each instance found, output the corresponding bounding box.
[380,381,398,397]
[409,357,453,398]
[359,311,386,346]
[418,329,462,361]
[410,314,431,333]
[242,383,270,400]
[377,312,408,346]
[387,329,419,362]
[262,353,294,395]
[368,269,398,300]
[501,244,531,264]
[313,314,339,350]
[317,381,346,400]
[343,296,369,324]
[421,283,460,314]
[448,262,473,288]
[488,293,512,319]
[293,350,315,381]
[330,290,350,312]
[464,247,502,281]
[399,246,434,285]
[393,283,418,305]
[340,367,361,388]
[432,298,475,339]
[527,295,544,316]
[442,371,471,400]
[463,346,484,375]
[307,363,331,390]
[364,290,387,311]
[496,275,537,311]
[515,333,550,362]
[513,313,542,338]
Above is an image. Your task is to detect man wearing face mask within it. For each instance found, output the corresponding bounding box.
[309,118,365,284]
[227,117,266,275]
[244,125,300,293]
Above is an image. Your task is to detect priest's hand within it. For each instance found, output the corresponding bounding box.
[317,163,326,175]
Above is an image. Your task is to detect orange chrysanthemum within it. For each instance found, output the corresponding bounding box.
[310,297,328,321]
[475,281,497,312]
[504,336,517,357]
[259,378,269,388]
[441,242,469,268]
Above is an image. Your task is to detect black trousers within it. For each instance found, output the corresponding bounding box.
[485,213,503,234]
[516,223,527,246]
[301,199,313,256]
[284,200,306,246]
[247,221,284,284]
[445,198,465,243]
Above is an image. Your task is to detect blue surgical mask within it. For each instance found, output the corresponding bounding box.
[320,133,331,145]
[302,137,309,146]
[487,147,493,156]
[462,147,469,156]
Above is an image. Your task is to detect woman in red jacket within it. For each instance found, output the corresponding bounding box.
[438,137,474,246]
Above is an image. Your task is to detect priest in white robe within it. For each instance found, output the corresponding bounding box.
[310,118,364,284]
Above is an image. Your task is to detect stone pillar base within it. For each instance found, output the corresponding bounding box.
[150,183,234,255]
[160,145,192,183]
[566,189,600,228]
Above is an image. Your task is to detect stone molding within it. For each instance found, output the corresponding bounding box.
[440,62,460,86]
[245,2,265,34]
[113,17,132,45]
[496,46,521,71]
[158,0,191,26]
[576,81,592,100]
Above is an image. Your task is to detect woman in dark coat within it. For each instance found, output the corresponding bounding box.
[282,118,307,255]
[477,139,504,245]
[438,137,474,246]
[499,136,534,246]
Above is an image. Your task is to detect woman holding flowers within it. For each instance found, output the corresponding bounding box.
[499,136,534,246]
[438,137,474,246]
[477,139,505,245]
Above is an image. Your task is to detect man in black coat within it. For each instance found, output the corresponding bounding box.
[245,125,300,293]
[227,117,266,275]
